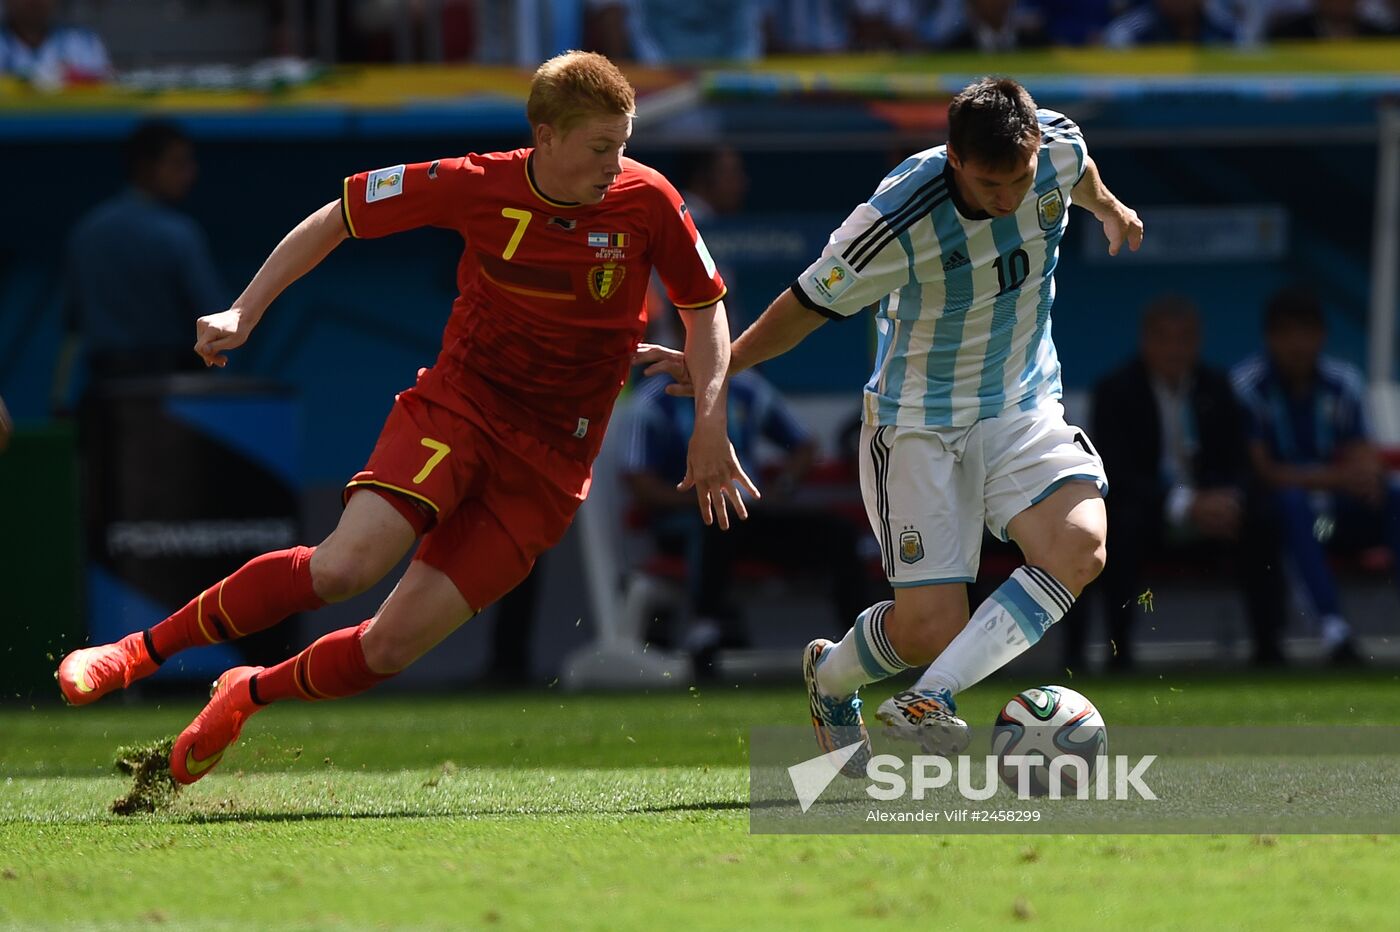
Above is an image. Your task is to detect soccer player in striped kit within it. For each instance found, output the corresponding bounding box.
[640,77,1143,767]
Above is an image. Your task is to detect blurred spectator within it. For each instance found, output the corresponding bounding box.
[762,0,918,53]
[1266,0,1397,38]
[0,0,109,86]
[646,146,750,346]
[1020,0,1126,45]
[586,0,764,63]
[342,0,479,62]
[1064,296,1286,670]
[0,394,11,453]
[55,120,225,403]
[1102,0,1241,46]
[623,370,867,670]
[676,145,750,225]
[1232,288,1395,664]
[941,0,1048,51]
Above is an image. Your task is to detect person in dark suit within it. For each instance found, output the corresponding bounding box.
[1063,295,1285,670]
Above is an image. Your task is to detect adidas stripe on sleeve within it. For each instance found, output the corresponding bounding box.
[790,158,947,321]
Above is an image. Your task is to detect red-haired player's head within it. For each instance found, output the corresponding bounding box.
[526,51,637,206]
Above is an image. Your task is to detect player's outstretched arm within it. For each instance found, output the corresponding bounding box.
[677,301,761,530]
[194,200,348,367]
[731,289,827,374]
[634,289,825,397]
[1071,156,1144,257]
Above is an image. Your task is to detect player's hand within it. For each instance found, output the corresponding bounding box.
[1337,457,1384,505]
[194,309,253,368]
[633,343,695,397]
[1099,203,1144,257]
[679,422,761,530]
[1188,489,1241,539]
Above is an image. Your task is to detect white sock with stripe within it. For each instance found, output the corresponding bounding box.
[814,601,909,698]
[914,566,1074,697]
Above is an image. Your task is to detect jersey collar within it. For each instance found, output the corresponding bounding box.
[525,153,582,209]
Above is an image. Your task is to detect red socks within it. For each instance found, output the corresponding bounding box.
[252,620,394,703]
[146,546,325,661]
[145,546,394,705]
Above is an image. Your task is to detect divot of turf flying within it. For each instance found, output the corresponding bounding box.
[111,737,180,815]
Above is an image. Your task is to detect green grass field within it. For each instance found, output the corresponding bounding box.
[2,669,1397,930]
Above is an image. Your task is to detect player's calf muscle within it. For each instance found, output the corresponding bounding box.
[884,596,970,666]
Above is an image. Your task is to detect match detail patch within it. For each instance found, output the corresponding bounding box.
[809,258,854,304]
[366,164,406,203]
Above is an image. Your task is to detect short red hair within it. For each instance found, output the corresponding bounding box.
[526,51,636,133]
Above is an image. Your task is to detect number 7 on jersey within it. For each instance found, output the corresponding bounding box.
[500,208,532,260]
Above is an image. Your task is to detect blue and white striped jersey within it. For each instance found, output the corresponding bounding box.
[1231,354,1369,465]
[791,109,1087,428]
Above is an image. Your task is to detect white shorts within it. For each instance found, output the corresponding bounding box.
[859,399,1108,587]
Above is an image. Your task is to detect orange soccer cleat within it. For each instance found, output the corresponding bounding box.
[170,666,264,785]
[55,632,159,706]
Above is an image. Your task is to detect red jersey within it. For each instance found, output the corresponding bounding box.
[340,150,726,463]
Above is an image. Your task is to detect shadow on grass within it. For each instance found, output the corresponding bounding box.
[176,798,753,823]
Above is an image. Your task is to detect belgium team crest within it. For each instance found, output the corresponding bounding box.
[1036,189,1065,231]
[587,262,625,301]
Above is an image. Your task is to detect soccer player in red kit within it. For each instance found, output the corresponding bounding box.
[54,51,757,784]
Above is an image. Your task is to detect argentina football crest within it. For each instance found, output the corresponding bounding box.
[898,527,924,564]
[1036,189,1065,231]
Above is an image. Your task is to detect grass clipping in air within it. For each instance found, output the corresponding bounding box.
[111,737,180,815]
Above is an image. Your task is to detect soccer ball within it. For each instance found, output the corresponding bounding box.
[991,686,1107,798]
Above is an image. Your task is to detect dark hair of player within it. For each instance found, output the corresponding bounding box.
[947,77,1040,171]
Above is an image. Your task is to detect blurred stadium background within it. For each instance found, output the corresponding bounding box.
[3,3,1400,928]
[1,0,1398,696]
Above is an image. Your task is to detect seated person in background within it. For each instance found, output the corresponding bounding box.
[1267,0,1397,39]
[58,120,226,396]
[623,368,868,666]
[0,0,110,85]
[1102,0,1241,46]
[585,0,764,63]
[1019,0,1125,45]
[942,0,1048,52]
[1232,287,1396,664]
[1064,295,1285,670]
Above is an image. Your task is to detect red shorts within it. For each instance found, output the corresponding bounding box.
[344,368,590,610]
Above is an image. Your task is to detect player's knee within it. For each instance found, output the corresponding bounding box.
[309,549,382,603]
[359,627,417,674]
[1045,523,1106,594]
[1058,523,1103,587]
